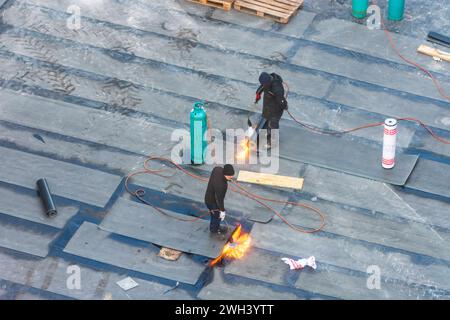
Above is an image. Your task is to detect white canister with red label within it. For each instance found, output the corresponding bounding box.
[382,118,398,169]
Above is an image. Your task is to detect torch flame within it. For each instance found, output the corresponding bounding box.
[236,139,251,161]
[209,225,252,266]
[237,138,258,161]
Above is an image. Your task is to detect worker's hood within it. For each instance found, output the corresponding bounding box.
[270,73,283,84]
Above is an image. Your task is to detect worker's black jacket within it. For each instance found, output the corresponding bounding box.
[256,73,287,120]
[204,167,228,212]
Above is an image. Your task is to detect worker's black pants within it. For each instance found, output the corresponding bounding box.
[262,116,280,146]
[206,204,221,233]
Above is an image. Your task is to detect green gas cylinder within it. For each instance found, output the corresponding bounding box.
[190,102,208,165]
[388,0,405,21]
[352,0,369,19]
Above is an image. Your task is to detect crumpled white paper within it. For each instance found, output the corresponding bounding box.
[282,256,317,270]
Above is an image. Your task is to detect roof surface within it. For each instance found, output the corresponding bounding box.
[0,0,449,300]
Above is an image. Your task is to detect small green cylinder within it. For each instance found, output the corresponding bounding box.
[352,0,369,19]
[388,0,405,21]
[190,102,208,165]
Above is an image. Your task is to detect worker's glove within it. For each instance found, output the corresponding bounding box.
[281,98,288,110]
[255,92,262,103]
[219,211,226,221]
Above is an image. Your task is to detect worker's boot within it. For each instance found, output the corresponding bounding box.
[210,226,228,241]
[265,136,279,151]
[210,232,226,241]
[218,226,228,234]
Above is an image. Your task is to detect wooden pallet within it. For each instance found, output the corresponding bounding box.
[186,0,235,11]
[234,0,304,23]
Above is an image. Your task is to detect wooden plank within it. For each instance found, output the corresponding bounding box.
[237,170,304,190]
[187,0,235,10]
[417,44,450,63]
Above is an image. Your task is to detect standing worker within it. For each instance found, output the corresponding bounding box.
[204,164,235,238]
[255,72,288,148]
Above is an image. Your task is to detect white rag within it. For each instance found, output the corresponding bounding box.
[282,256,317,270]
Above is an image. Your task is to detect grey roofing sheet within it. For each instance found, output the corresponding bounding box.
[0,184,78,229]
[0,248,192,300]
[396,191,450,230]
[291,40,450,103]
[64,222,205,285]
[0,119,145,178]
[296,266,445,300]
[224,248,296,287]
[0,145,121,208]
[305,17,450,76]
[99,197,232,258]
[0,90,176,158]
[0,215,58,257]
[0,7,331,104]
[20,0,295,59]
[224,248,446,299]
[197,269,298,300]
[278,121,419,185]
[250,221,450,291]
[271,197,450,261]
[301,165,419,219]
[405,158,450,199]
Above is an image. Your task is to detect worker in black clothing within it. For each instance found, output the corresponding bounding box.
[255,72,288,148]
[204,164,235,236]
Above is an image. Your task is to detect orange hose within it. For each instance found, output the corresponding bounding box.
[283,3,450,143]
[126,6,449,235]
[286,110,450,144]
[125,156,326,233]
[375,1,450,101]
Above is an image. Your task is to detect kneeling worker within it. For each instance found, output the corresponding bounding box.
[204,164,235,236]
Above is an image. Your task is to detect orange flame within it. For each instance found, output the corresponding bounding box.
[236,138,258,161]
[236,139,250,161]
[209,225,252,266]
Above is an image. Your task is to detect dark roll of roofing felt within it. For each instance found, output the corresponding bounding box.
[37,178,58,217]
[427,31,450,48]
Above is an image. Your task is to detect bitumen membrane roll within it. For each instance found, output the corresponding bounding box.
[36,178,57,217]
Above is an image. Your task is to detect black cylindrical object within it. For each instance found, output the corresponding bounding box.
[37,178,57,217]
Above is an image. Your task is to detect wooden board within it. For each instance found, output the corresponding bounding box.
[237,170,304,190]
[417,44,450,63]
[234,0,304,24]
[187,0,235,10]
